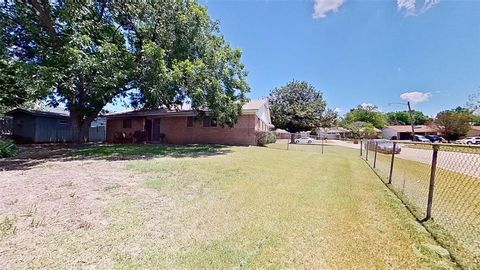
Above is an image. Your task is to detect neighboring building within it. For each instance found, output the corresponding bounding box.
[361,127,381,139]
[466,126,480,137]
[382,125,438,140]
[274,129,290,139]
[6,108,71,143]
[6,108,105,143]
[318,127,352,139]
[105,99,272,145]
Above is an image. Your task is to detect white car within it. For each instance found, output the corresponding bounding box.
[295,137,314,144]
[456,137,480,145]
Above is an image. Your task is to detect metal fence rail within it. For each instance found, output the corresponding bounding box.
[361,140,480,269]
[266,138,327,153]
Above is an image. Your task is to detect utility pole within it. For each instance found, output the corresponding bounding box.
[407,101,415,141]
[389,101,416,141]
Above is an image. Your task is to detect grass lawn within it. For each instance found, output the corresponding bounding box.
[1,145,458,269]
[368,151,480,269]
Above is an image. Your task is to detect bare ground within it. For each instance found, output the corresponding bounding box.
[0,158,144,268]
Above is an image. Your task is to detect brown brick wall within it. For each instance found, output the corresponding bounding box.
[106,117,144,142]
[106,114,268,146]
[161,114,256,145]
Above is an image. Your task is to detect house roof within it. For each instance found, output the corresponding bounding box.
[106,99,268,119]
[242,99,268,111]
[6,108,69,119]
[384,125,437,133]
[274,128,289,134]
[318,127,351,133]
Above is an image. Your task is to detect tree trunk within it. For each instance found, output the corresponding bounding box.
[70,116,91,145]
[290,133,296,144]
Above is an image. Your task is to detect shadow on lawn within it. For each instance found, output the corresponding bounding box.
[0,144,231,171]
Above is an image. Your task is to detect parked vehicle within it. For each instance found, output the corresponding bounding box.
[295,137,314,144]
[455,137,480,145]
[365,139,401,154]
[414,135,431,142]
[425,135,444,143]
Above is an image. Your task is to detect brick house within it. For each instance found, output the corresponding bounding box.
[105,99,272,145]
[382,125,438,140]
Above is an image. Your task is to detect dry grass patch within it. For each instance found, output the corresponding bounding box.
[1,145,459,269]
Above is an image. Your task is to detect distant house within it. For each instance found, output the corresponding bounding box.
[105,99,272,145]
[466,126,480,137]
[318,127,352,139]
[6,108,105,143]
[274,129,290,139]
[382,125,438,140]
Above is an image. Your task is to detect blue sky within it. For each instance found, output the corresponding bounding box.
[200,0,480,116]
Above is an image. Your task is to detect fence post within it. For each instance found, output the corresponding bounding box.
[425,144,439,221]
[365,141,369,161]
[388,142,396,184]
[321,136,324,154]
[360,140,363,156]
[373,141,378,168]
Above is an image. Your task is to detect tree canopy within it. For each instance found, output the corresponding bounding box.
[343,104,387,129]
[435,107,474,141]
[268,80,329,135]
[0,0,249,143]
[386,110,430,125]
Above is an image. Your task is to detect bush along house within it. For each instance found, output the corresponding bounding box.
[105,100,273,146]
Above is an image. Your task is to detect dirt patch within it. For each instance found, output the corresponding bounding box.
[0,158,144,268]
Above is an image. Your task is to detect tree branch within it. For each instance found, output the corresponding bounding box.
[25,0,60,47]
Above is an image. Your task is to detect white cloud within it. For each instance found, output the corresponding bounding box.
[397,0,440,16]
[313,0,346,19]
[400,91,432,103]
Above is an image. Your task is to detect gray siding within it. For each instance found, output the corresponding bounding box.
[9,110,105,143]
[11,113,36,142]
[88,126,106,142]
[35,117,72,143]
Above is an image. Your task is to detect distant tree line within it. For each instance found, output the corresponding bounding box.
[268,82,480,141]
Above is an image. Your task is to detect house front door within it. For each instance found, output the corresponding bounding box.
[152,118,161,141]
[144,119,152,141]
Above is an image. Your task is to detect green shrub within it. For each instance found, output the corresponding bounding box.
[256,131,276,146]
[0,139,18,158]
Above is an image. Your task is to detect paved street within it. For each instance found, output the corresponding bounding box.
[327,140,480,178]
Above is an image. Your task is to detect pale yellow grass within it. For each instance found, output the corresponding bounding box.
[0,145,458,269]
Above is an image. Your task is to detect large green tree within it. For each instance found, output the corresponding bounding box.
[386,110,430,125]
[0,0,249,143]
[268,80,328,142]
[344,104,387,129]
[435,107,474,141]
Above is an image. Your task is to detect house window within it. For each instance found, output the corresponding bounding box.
[123,119,132,129]
[203,116,217,127]
[186,116,194,127]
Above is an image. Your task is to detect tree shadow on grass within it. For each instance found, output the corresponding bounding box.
[0,144,232,171]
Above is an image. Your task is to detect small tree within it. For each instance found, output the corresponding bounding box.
[344,104,387,129]
[386,110,430,125]
[347,121,376,139]
[268,80,327,143]
[435,108,474,141]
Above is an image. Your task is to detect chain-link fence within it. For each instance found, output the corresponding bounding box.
[266,138,328,153]
[361,139,480,269]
